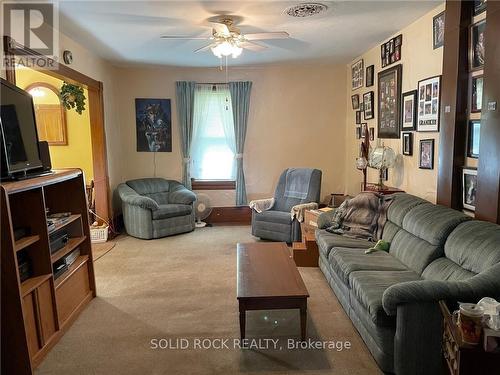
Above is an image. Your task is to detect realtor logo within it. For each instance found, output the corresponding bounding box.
[2,1,59,69]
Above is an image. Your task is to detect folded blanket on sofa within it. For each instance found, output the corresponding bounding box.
[326,192,393,241]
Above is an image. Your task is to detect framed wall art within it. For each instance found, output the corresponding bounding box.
[135,98,172,152]
[356,126,361,139]
[462,168,478,211]
[419,139,435,169]
[369,127,375,141]
[417,75,441,132]
[363,91,374,120]
[366,65,375,87]
[381,34,402,68]
[377,64,402,138]
[351,94,360,110]
[470,20,486,71]
[433,11,445,49]
[474,0,487,16]
[467,120,481,158]
[402,132,413,156]
[352,59,364,90]
[471,75,483,113]
[356,111,362,124]
[402,90,417,130]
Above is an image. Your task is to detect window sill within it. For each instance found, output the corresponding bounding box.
[191,179,235,190]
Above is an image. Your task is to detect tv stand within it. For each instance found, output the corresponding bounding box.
[1,169,54,182]
[1,169,96,375]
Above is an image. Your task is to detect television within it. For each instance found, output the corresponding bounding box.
[1,77,43,178]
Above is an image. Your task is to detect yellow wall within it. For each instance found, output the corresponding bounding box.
[15,68,94,183]
[344,4,445,202]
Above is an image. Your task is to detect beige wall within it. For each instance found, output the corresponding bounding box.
[344,4,445,202]
[111,63,347,206]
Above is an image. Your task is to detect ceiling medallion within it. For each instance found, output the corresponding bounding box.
[285,3,328,18]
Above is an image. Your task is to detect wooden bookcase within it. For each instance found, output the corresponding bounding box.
[1,169,96,375]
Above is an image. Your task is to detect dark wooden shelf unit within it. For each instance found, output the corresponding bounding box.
[1,169,96,375]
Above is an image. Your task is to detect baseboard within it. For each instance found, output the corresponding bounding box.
[205,206,251,224]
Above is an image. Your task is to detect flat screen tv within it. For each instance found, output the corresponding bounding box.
[1,77,42,178]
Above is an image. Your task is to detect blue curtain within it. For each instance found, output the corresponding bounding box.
[175,81,196,189]
[229,81,252,206]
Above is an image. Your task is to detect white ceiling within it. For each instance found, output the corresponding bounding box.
[59,1,442,67]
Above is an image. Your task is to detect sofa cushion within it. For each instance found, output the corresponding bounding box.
[386,193,427,227]
[127,178,171,195]
[152,204,192,220]
[401,203,470,246]
[316,230,372,258]
[329,247,408,285]
[253,210,292,225]
[422,258,476,281]
[443,220,500,274]
[349,270,422,326]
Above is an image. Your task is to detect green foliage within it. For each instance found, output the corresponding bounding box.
[60,82,86,115]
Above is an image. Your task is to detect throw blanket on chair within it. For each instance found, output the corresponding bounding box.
[326,192,393,241]
[284,168,314,199]
[249,198,275,213]
[291,202,318,222]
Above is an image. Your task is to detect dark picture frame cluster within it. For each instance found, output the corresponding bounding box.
[381,34,402,68]
[377,64,402,138]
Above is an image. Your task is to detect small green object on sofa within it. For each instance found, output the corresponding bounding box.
[117,178,196,239]
[365,239,390,254]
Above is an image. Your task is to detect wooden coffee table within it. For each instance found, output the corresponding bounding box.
[236,242,309,340]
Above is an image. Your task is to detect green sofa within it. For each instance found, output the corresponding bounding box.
[316,193,500,375]
[117,178,196,239]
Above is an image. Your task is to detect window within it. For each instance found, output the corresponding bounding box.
[191,84,236,181]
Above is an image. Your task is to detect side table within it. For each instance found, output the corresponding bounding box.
[292,208,333,267]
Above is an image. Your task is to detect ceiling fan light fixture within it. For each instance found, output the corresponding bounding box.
[285,3,328,18]
[211,40,243,59]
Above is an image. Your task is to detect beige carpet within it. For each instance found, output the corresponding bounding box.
[92,241,116,261]
[37,226,381,375]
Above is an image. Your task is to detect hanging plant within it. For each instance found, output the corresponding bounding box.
[60,81,86,114]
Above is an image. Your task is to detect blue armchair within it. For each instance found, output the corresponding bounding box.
[117,178,196,239]
[250,168,322,243]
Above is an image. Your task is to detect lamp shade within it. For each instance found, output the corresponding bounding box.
[369,145,396,170]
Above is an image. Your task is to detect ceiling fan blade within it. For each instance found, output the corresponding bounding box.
[160,35,211,40]
[239,41,268,52]
[194,44,215,53]
[212,22,231,37]
[244,32,290,41]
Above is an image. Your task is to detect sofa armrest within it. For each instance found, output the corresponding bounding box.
[317,209,336,229]
[249,198,275,213]
[117,184,160,211]
[169,185,196,205]
[291,202,318,222]
[382,264,500,315]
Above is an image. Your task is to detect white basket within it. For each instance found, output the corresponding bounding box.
[90,225,108,243]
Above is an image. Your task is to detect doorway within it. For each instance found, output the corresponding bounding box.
[4,36,111,224]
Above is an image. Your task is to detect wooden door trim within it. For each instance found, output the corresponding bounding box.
[3,36,111,222]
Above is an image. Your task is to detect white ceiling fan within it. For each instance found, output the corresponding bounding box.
[160,17,290,58]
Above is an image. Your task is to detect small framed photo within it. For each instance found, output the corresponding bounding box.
[381,168,388,181]
[352,94,360,110]
[369,127,375,141]
[402,90,417,130]
[360,101,364,112]
[462,168,478,211]
[470,20,486,71]
[355,111,362,124]
[474,0,487,16]
[361,123,368,138]
[433,11,445,49]
[352,59,364,90]
[356,126,361,139]
[363,91,374,120]
[419,139,435,169]
[471,75,483,113]
[467,120,481,158]
[366,65,375,87]
[402,132,413,156]
[381,35,402,68]
[417,76,441,132]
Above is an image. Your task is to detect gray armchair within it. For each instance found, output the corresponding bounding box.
[117,178,196,239]
[251,168,322,243]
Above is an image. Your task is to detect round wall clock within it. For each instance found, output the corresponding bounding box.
[63,50,73,65]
